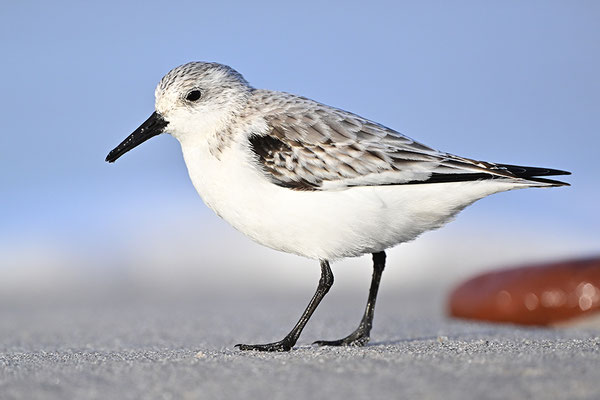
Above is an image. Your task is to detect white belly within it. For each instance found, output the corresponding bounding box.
[181,143,521,260]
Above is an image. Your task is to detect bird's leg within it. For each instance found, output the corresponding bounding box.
[314,251,386,347]
[236,260,334,352]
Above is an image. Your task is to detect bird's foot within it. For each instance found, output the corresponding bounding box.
[313,329,370,347]
[235,338,294,352]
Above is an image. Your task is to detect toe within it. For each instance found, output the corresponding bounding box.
[235,341,293,352]
[313,336,369,347]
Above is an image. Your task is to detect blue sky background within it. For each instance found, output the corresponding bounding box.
[1,1,598,292]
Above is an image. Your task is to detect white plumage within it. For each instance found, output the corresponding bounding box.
[181,130,524,260]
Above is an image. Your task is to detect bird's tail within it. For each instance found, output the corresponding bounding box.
[496,163,571,187]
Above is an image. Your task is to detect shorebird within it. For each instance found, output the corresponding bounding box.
[106,62,569,351]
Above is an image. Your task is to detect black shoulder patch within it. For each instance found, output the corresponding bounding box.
[248,134,320,191]
[249,134,292,159]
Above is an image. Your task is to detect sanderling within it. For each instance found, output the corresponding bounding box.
[106,62,570,352]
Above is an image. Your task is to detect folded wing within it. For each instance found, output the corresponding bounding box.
[247,92,570,191]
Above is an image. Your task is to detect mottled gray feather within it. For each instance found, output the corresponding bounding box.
[152,62,568,189]
[246,90,522,191]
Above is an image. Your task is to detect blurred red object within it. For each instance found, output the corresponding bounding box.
[448,257,600,325]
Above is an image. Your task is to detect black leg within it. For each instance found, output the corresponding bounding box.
[236,259,334,352]
[314,251,386,347]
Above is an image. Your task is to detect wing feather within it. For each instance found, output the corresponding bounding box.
[246,91,570,190]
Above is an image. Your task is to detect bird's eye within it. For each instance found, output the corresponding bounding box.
[186,90,202,102]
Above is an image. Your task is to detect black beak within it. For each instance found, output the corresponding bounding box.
[105,112,169,163]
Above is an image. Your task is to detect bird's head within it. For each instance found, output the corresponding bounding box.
[106,62,252,163]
